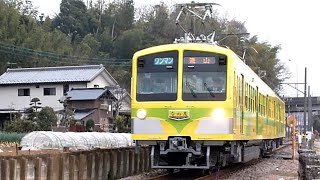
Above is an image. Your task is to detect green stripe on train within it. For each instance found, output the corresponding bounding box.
[132,108,279,135]
[132,108,232,133]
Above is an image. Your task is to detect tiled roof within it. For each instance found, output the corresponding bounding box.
[0,65,105,85]
[74,110,95,121]
[64,88,116,101]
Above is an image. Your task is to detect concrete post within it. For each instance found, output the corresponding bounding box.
[102,150,111,180]
[145,147,151,171]
[9,159,17,180]
[109,150,118,179]
[129,148,135,176]
[140,148,145,173]
[1,159,9,180]
[124,149,129,177]
[59,155,64,180]
[95,152,103,180]
[69,155,76,180]
[78,153,87,180]
[49,155,60,180]
[19,157,27,180]
[116,149,125,179]
[47,156,53,180]
[87,152,93,180]
[134,148,140,174]
[34,157,42,180]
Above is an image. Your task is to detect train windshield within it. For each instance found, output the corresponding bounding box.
[182,51,227,101]
[136,51,178,101]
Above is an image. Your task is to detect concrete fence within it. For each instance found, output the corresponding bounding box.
[0,147,151,180]
[298,149,320,180]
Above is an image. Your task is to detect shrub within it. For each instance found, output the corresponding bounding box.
[4,120,38,133]
[0,132,25,143]
[86,119,94,132]
[37,106,57,130]
[114,116,130,133]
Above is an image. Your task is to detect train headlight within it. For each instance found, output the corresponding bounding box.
[137,109,147,119]
[211,108,225,121]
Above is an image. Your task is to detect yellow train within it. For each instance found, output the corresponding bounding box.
[131,43,285,170]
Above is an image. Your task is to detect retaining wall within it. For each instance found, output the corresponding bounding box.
[0,147,151,180]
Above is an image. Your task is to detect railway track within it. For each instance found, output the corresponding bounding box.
[147,142,292,180]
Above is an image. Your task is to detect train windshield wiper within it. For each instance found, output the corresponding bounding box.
[204,83,215,98]
[186,82,197,97]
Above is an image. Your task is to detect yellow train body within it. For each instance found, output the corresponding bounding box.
[132,43,285,141]
[131,43,285,169]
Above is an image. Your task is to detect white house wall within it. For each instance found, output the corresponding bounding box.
[88,73,117,88]
[0,83,87,112]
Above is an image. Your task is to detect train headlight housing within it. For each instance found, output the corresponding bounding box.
[211,108,225,121]
[137,109,147,119]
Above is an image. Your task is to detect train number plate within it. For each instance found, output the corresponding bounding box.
[168,110,190,121]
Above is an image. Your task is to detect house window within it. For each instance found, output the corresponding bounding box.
[94,85,99,88]
[63,84,69,94]
[44,88,56,96]
[18,88,30,96]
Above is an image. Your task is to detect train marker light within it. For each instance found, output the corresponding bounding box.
[137,109,147,119]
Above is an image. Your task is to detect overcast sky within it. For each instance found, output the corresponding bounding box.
[31,0,320,97]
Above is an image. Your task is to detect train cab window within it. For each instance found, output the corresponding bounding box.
[136,51,178,101]
[182,51,227,101]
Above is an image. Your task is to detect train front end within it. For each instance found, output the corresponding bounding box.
[131,44,234,170]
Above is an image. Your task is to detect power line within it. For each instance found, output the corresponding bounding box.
[0,41,132,66]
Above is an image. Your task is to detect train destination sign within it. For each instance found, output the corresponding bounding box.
[154,57,174,65]
[184,57,216,65]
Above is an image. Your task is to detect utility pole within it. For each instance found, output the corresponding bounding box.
[300,67,308,149]
[308,86,312,132]
[303,67,307,134]
[287,98,291,138]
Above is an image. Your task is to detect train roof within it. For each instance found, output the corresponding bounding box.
[133,43,233,57]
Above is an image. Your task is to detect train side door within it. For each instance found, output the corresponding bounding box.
[266,95,269,136]
[233,71,237,133]
[256,86,259,135]
[240,74,244,134]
